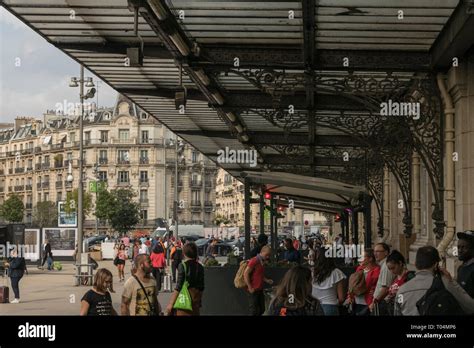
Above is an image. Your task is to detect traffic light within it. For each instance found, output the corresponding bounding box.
[264,192,271,200]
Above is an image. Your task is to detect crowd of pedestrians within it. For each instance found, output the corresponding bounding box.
[74,229,474,317]
[240,231,474,316]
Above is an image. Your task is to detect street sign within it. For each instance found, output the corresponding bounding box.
[89,181,97,192]
[89,181,106,192]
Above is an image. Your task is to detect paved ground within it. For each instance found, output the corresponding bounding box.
[0,260,173,315]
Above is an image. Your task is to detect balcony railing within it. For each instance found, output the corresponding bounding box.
[139,178,149,186]
[139,138,163,145]
[42,163,50,170]
[14,185,24,192]
[26,167,33,172]
[117,159,130,165]
[25,184,32,191]
[171,180,183,188]
[51,143,63,150]
[42,182,50,189]
[8,168,13,174]
[25,203,33,209]
[99,158,108,165]
[56,181,63,189]
[139,199,149,205]
[191,200,201,207]
[139,157,149,164]
[190,179,202,188]
[54,161,64,168]
[117,180,130,186]
[15,167,25,174]
[115,138,135,144]
[35,163,42,170]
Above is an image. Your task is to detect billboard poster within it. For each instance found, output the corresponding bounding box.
[58,201,77,227]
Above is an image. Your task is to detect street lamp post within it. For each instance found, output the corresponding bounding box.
[69,65,95,264]
[174,134,179,240]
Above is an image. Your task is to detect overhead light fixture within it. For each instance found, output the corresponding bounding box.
[211,91,224,105]
[69,77,78,88]
[195,69,210,86]
[175,86,187,110]
[84,88,96,100]
[169,32,190,56]
[226,112,236,122]
[85,77,95,87]
[235,124,243,133]
[127,47,144,66]
[147,0,168,20]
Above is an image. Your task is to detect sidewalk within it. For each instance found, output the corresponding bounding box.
[0,260,172,315]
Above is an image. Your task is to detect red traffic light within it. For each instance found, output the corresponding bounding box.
[264,192,271,200]
[335,214,341,222]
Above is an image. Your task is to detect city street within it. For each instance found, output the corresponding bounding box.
[0,261,172,315]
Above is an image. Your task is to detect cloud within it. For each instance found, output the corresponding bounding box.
[0,7,26,30]
[0,7,117,123]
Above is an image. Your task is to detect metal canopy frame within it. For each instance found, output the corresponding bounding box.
[2,0,469,239]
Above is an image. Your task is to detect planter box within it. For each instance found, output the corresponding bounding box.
[200,264,357,315]
[201,265,289,315]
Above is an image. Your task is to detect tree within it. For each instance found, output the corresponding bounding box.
[64,189,93,221]
[109,188,140,235]
[0,194,24,223]
[33,201,58,228]
[95,186,113,221]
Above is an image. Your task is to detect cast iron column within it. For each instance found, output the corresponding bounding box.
[244,177,251,259]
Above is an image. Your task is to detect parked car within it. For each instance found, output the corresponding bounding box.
[196,238,233,257]
[180,234,202,242]
[225,237,245,253]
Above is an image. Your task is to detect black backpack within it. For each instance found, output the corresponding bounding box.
[416,275,465,315]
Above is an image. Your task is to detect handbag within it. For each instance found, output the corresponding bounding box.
[113,257,119,266]
[132,275,158,316]
[173,261,193,312]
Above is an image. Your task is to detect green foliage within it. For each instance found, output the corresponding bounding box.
[204,258,220,267]
[98,188,140,235]
[33,201,58,228]
[213,214,230,226]
[64,189,93,220]
[95,186,113,221]
[0,194,24,222]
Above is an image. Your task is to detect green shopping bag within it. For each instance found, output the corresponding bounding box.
[173,261,193,311]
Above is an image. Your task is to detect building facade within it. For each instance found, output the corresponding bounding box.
[0,95,217,234]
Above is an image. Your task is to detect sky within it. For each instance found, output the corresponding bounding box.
[0,7,117,124]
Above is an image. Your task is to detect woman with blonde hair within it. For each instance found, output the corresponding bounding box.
[80,268,117,316]
[266,266,324,316]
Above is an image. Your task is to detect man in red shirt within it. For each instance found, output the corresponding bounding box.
[244,245,273,315]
